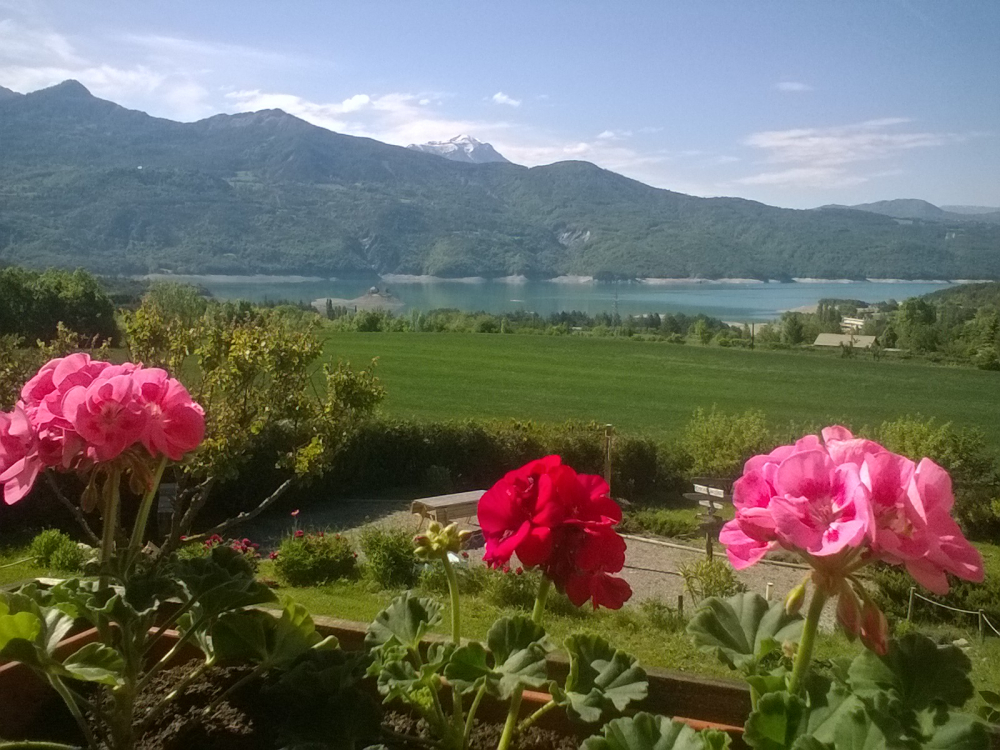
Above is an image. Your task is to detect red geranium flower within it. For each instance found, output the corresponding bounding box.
[478,455,632,610]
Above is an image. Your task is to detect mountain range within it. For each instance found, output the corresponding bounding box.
[822,199,1000,225]
[1,81,998,280]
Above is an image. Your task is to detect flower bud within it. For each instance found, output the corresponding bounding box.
[836,589,861,640]
[784,581,807,616]
[859,599,889,656]
[413,534,430,548]
[414,545,430,559]
[427,521,441,534]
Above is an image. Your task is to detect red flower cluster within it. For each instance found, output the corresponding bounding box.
[478,455,632,610]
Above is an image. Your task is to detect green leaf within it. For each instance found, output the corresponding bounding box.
[60,642,125,686]
[486,613,550,662]
[919,708,989,750]
[444,617,550,698]
[444,642,494,695]
[172,547,277,615]
[485,614,551,697]
[0,599,42,655]
[558,633,648,723]
[686,592,803,673]
[213,598,337,671]
[581,712,731,750]
[743,691,807,750]
[848,633,975,712]
[366,591,442,652]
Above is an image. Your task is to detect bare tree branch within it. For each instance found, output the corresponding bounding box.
[162,476,215,555]
[182,478,294,543]
[46,474,100,545]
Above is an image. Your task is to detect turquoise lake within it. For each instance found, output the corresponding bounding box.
[148,276,959,322]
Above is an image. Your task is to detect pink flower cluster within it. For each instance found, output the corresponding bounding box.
[721,426,984,596]
[0,354,205,505]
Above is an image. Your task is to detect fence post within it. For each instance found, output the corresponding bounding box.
[677,594,684,618]
[765,582,774,602]
[906,586,915,622]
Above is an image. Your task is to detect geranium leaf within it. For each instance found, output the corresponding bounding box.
[581,712,731,749]
[486,614,550,662]
[366,592,442,652]
[172,547,277,615]
[743,691,807,750]
[213,598,336,670]
[919,708,989,750]
[559,633,648,723]
[686,593,803,673]
[60,642,125,686]
[0,601,42,655]
[485,614,551,697]
[445,642,495,695]
[847,633,974,712]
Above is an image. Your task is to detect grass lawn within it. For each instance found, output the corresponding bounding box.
[321,332,1000,446]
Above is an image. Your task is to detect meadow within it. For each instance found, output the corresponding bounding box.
[322,331,1000,445]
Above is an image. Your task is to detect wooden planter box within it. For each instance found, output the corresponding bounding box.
[2,613,996,749]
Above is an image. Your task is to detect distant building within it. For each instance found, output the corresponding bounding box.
[813,333,878,349]
[840,317,866,332]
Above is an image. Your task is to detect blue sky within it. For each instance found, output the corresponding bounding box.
[1,0,998,209]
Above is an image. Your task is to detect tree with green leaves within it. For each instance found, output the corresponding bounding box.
[121,286,385,547]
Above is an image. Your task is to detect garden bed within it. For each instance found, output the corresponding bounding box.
[0,615,749,749]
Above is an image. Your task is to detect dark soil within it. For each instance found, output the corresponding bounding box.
[21,660,579,750]
[383,711,578,750]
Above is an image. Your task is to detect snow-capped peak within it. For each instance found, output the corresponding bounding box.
[407,134,511,164]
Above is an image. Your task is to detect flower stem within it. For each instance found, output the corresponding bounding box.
[532,577,552,626]
[517,699,556,734]
[462,684,487,746]
[128,455,168,562]
[99,470,122,588]
[496,688,523,750]
[442,554,462,644]
[787,588,829,696]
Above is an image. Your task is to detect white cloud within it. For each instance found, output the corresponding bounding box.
[735,167,867,188]
[597,129,632,141]
[733,117,967,190]
[491,91,520,107]
[744,118,957,168]
[775,81,813,92]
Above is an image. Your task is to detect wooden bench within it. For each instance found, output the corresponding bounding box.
[410,490,486,525]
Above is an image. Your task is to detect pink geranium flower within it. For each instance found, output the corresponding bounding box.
[132,368,205,461]
[64,374,148,462]
[768,450,871,558]
[0,406,42,505]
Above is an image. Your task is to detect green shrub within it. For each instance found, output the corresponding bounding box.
[317,418,687,505]
[876,416,1000,538]
[679,557,747,604]
[482,566,543,609]
[682,407,774,478]
[640,597,687,633]
[418,557,487,596]
[866,562,1000,631]
[358,526,418,590]
[620,508,699,539]
[29,529,86,571]
[177,534,261,572]
[275,531,357,586]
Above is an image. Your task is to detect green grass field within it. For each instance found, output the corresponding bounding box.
[322,332,1000,445]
